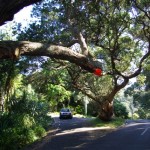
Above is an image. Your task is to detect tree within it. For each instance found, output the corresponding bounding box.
[0,0,149,121]
[125,73,150,119]
[144,60,150,91]
[58,0,149,120]
[26,64,72,111]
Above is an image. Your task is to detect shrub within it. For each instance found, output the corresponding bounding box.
[75,105,84,114]
[0,93,52,150]
[34,125,46,138]
[137,109,147,119]
[133,113,139,119]
[0,114,37,150]
[114,100,128,119]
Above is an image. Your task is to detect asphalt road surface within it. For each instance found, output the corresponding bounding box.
[27,117,150,150]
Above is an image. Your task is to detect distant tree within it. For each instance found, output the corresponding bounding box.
[114,100,128,119]
[125,73,150,119]
[26,67,71,111]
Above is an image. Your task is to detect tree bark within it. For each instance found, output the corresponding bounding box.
[96,78,130,121]
[0,0,42,26]
[98,100,114,121]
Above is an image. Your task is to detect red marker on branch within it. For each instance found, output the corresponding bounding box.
[94,68,102,76]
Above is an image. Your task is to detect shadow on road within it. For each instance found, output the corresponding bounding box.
[23,116,114,150]
[24,119,150,150]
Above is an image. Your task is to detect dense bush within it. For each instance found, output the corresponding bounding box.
[114,100,129,119]
[87,101,99,117]
[0,94,52,150]
[75,105,84,115]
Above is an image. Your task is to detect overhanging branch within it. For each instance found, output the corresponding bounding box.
[0,41,102,73]
[127,41,150,79]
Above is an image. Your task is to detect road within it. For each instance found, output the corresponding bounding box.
[26,116,150,150]
[86,120,150,150]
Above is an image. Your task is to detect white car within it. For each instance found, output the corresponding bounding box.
[59,108,73,119]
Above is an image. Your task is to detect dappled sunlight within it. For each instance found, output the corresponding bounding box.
[55,126,111,136]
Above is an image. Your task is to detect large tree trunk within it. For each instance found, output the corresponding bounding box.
[97,81,129,121]
[98,100,114,121]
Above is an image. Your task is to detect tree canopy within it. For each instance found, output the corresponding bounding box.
[0,0,150,121]
[0,0,149,75]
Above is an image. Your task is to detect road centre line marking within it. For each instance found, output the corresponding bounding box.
[141,127,150,136]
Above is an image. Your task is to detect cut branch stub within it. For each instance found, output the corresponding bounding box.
[94,68,102,76]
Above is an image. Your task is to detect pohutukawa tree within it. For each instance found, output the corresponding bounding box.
[0,0,149,121]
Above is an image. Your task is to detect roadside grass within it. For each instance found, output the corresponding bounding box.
[48,112,125,129]
[91,117,125,128]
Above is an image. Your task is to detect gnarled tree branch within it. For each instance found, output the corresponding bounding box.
[0,41,102,73]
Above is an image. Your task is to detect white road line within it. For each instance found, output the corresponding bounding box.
[141,127,150,136]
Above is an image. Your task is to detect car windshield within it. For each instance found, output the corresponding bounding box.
[61,108,70,112]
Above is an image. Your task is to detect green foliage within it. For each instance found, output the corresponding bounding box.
[34,125,46,138]
[144,61,150,91]
[132,113,139,119]
[114,100,129,119]
[0,59,19,94]
[25,63,72,111]
[87,101,99,117]
[14,0,72,44]
[47,84,71,102]
[75,105,84,115]
[69,92,85,114]
[133,92,150,119]
[124,68,150,119]
[136,108,147,119]
[140,92,150,110]
[0,113,37,150]
[11,0,149,122]
[0,92,51,150]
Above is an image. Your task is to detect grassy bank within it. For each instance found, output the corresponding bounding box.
[90,117,125,128]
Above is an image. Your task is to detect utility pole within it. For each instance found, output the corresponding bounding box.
[84,96,89,116]
[0,85,4,112]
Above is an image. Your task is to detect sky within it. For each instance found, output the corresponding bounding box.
[0,5,33,30]
[0,5,37,40]
[13,5,34,26]
[14,6,33,22]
